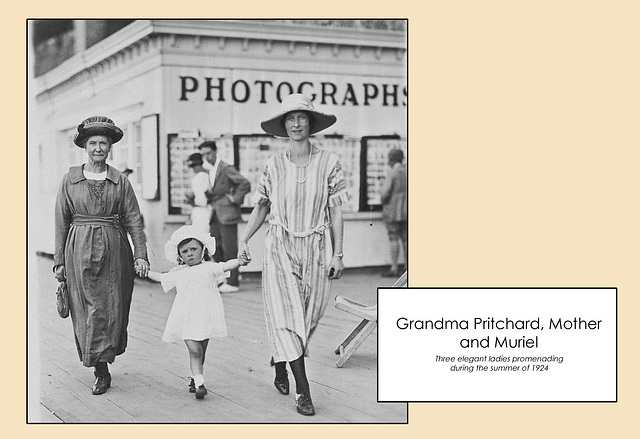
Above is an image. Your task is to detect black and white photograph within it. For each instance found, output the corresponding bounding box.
[27,19,408,423]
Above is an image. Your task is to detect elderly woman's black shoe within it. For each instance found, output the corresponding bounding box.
[92,374,111,395]
[295,392,315,416]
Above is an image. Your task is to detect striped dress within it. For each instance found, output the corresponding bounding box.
[252,148,349,362]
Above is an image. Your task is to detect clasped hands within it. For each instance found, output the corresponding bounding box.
[238,242,252,266]
[134,258,150,278]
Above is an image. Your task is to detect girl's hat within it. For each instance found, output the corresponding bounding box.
[260,93,337,138]
[164,225,217,263]
[73,116,124,148]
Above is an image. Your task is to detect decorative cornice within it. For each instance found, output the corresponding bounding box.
[34,20,406,98]
[150,19,405,49]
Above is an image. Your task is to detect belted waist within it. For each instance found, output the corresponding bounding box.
[72,213,122,227]
[270,219,333,262]
[71,213,129,243]
[269,220,330,238]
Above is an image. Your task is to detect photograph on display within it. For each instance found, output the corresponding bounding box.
[27,19,407,423]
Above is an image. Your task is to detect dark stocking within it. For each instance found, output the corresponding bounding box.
[94,362,109,377]
[271,356,288,381]
[288,355,310,396]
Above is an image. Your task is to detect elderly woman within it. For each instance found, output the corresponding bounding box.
[239,94,348,416]
[53,116,149,395]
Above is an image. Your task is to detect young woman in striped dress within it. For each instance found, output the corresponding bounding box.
[238,94,348,416]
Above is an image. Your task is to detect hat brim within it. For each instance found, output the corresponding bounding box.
[261,110,337,138]
[74,126,124,148]
[165,225,217,263]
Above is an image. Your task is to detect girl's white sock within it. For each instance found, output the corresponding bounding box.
[193,374,205,386]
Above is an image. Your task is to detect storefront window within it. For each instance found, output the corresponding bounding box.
[363,136,407,210]
[132,121,142,186]
[166,132,404,216]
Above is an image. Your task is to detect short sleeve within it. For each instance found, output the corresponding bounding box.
[328,159,350,207]
[205,261,229,283]
[160,270,177,292]
[212,262,226,278]
[251,163,272,207]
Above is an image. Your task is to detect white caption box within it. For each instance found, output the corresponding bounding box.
[378,288,616,402]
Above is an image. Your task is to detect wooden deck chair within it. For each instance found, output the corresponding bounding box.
[334,270,407,367]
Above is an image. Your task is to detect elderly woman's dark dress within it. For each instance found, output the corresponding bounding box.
[54,165,147,367]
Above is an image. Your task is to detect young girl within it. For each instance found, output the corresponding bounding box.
[142,225,249,399]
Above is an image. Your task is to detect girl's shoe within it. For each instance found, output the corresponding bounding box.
[195,384,208,399]
[294,392,315,416]
[188,377,196,393]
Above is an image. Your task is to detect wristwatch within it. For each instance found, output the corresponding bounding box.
[333,252,343,258]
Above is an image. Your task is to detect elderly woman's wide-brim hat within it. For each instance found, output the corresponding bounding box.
[260,93,337,138]
[73,116,124,148]
[164,225,217,263]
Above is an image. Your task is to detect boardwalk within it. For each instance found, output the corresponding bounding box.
[28,254,407,424]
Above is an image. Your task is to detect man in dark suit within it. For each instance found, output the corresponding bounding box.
[198,141,251,292]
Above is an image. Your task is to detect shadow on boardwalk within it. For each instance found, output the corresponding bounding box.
[28,255,407,424]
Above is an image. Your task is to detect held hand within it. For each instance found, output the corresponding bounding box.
[134,258,150,278]
[238,242,252,266]
[54,265,66,282]
[327,256,345,280]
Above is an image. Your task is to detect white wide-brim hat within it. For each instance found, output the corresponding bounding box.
[164,225,216,263]
[260,93,337,138]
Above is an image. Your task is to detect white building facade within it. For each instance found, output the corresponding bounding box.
[30,20,407,272]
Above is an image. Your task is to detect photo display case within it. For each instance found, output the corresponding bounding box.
[168,133,406,215]
[361,136,408,211]
[167,134,234,215]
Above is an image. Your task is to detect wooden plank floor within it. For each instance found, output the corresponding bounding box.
[28,255,407,424]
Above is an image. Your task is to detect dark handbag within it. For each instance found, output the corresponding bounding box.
[56,280,69,318]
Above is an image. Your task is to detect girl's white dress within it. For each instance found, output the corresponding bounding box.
[160,262,228,342]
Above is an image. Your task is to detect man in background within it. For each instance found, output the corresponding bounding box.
[198,141,251,292]
[380,148,408,277]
